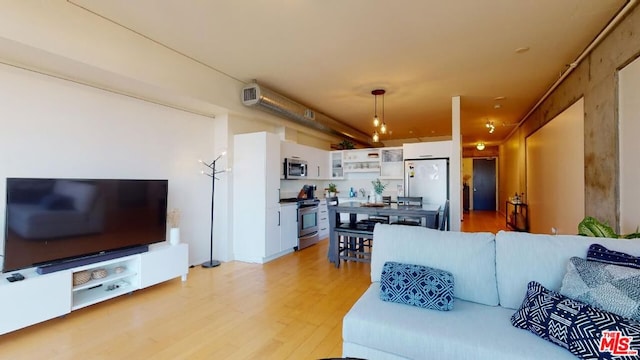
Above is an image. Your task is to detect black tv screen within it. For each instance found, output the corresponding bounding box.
[3,178,168,272]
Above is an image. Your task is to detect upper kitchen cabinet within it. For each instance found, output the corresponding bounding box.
[308,147,330,179]
[330,151,344,179]
[281,141,329,180]
[380,147,403,179]
[403,141,452,160]
[342,149,381,174]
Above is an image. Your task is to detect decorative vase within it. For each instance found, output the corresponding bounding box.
[169,227,180,245]
[375,193,383,203]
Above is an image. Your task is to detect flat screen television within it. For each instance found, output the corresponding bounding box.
[3,178,168,272]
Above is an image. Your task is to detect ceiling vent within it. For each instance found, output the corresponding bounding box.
[241,82,373,146]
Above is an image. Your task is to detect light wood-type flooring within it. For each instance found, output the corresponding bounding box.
[0,211,507,359]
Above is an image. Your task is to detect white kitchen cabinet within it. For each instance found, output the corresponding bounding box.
[309,147,330,179]
[318,199,329,239]
[234,132,290,263]
[280,203,298,250]
[403,141,452,159]
[265,205,282,259]
[380,147,403,179]
[281,141,329,179]
[233,132,280,262]
[343,149,381,174]
[330,151,344,179]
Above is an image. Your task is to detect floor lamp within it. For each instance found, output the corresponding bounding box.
[200,151,230,268]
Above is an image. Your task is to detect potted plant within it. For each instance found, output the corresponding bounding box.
[371,178,387,203]
[338,139,355,150]
[326,183,338,197]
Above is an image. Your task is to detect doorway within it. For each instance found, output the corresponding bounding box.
[473,158,496,211]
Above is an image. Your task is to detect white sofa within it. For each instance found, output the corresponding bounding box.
[342,224,640,359]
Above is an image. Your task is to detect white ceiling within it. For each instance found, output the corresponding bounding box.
[70,0,627,147]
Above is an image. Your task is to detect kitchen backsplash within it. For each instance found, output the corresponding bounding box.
[280,178,403,200]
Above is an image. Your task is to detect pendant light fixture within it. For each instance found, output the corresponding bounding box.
[476,142,486,151]
[371,89,386,141]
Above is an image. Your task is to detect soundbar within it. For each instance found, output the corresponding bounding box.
[36,245,149,275]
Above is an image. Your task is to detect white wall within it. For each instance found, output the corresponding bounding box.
[526,98,585,234]
[619,56,640,234]
[0,63,218,267]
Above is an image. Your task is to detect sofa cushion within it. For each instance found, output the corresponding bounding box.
[511,281,640,360]
[372,224,498,306]
[380,261,454,311]
[560,257,640,321]
[588,243,640,269]
[495,231,640,309]
[343,283,576,360]
[40,193,73,210]
[53,180,97,212]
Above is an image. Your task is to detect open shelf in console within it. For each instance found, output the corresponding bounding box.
[71,255,140,310]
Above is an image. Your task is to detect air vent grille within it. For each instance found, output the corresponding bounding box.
[304,109,315,120]
[243,87,257,102]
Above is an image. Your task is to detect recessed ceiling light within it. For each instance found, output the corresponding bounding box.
[515,47,530,54]
[494,104,501,109]
[494,96,505,101]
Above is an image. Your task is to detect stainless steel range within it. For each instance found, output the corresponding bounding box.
[296,198,320,250]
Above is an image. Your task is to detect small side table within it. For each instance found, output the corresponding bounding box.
[506,201,529,232]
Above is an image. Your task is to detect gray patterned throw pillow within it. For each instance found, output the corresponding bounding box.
[379,261,454,311]
[560,257,640,321]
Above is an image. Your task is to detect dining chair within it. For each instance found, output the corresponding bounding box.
[391,196,423,226]
[439,200,450,230]
[329,197,374,263]
[367,195,392,224]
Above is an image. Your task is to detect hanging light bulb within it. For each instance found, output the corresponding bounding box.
[371,89,386,137]
[373,91,379,126]
[379,91,387,134]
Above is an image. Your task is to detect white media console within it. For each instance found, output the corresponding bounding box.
[0,242,188,335]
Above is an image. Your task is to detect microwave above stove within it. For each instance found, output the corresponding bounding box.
[284,158,307,179]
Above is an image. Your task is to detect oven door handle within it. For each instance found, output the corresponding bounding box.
[299,206,319,215]
[299,231,319,240]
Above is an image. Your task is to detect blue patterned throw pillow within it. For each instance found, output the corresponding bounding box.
[588,243,640,270]
[511,281,640,360]
[379,261,454,311]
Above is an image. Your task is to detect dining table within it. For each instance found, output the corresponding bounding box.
[327,201,441,267]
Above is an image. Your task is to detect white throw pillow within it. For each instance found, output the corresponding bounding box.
[495,230,640,309]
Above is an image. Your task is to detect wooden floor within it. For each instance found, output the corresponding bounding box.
[461,210,510,233]
[0,211,507,359]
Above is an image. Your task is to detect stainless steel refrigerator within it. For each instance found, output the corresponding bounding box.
[403,158,449,206]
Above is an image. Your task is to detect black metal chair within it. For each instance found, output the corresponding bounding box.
[391,196,423,226]
[329,197,374,263]
[367,195,392,224]
[439,200,450,231]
